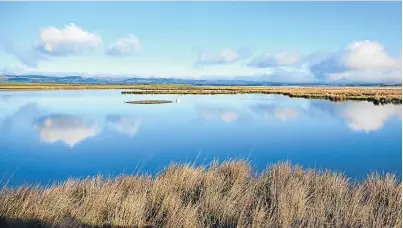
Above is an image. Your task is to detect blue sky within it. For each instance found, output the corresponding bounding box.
[0,2,401,82]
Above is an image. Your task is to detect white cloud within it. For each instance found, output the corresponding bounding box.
[194,47,252,66]
[342,102,402,132]
[327,69,402,83]
[1,64,270,81]
[344,41,401,70]
[311,40,402,83]
[246,40,401,83]
[2,41,45,68]
[248,51,300,68]
[323,41,402,82]
[34,115,99,147]
[34,23,102,56]
[4,38,400,83]
[197,49,239,65]
[106,115,141,137]
[259,65,316,83]
[106,34,141,56]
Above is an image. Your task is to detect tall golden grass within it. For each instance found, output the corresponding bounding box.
[0,161,401,228]
[0,82,401,104]
[121,86,402,105]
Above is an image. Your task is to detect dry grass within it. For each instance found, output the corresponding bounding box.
[122,86,402,105]
[125,100,172,104]
[0,161,401,228]
[0,82,401,104]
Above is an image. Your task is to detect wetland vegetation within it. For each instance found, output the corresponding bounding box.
[125,100,172,104]
[0,86,401,228]
[0,82,401,105]
[0,160,401,228]
[121,85,402,105]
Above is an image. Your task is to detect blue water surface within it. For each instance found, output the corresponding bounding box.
[0,90,401,186]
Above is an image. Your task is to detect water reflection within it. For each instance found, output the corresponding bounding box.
[0,91,401,185]
[1,95,401,143]
[198,108,240,123]
[251,104,301,122]
[0,94,14,103]
[1,103,41,133]
[106,115,142,137]
[273,108,300,121]
[34,115,99,147]
[341,102,402,132]
[251,100,402,132]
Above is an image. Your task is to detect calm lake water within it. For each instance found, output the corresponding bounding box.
[0,90,401,186]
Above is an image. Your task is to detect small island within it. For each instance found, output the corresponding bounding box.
[125,100,172,104]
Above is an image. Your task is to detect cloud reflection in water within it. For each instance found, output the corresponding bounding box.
[252,104,301,122]
[199,108,240,123]
[251,100,401,132]
[106,115,142,137]
[341,102,402,132]
[34,115,99,147]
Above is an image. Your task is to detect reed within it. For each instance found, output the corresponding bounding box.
[121,86,402,105]
[0,160,401,228]
[0,82,400,104]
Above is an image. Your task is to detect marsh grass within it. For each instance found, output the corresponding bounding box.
[0,82,401,104]
[0,161,401,228]
[121,86,402,105]
[125,100,172,104]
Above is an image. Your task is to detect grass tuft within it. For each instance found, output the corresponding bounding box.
[0,160,401,228]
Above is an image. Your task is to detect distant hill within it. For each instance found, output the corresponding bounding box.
[378,83,402,87]
[1,74,400,87]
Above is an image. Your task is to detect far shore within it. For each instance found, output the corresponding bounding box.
[0,82,401,105]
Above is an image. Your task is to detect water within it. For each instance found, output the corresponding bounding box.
[0,90,401,186]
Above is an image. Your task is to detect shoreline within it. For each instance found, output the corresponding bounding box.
[0,82,401,105]
[0,160,401,228]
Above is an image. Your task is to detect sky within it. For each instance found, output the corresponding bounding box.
[0,2,401,83]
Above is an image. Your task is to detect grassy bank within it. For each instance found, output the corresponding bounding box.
[0,161,401,228]
[0,82,401,104]
[121,86,402,105]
